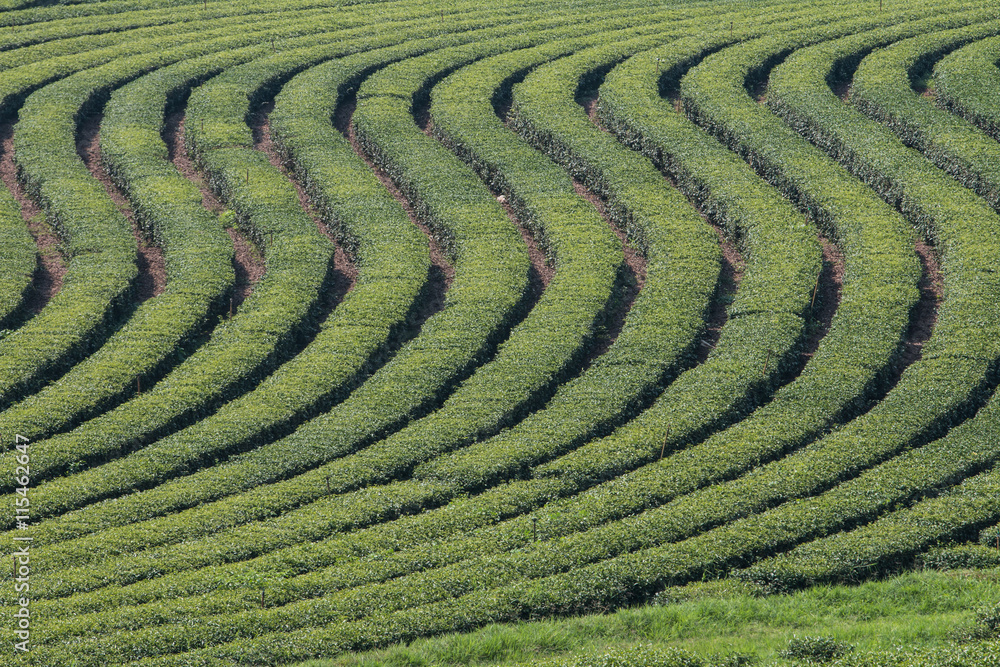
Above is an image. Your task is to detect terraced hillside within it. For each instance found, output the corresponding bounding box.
[2,0,999,663]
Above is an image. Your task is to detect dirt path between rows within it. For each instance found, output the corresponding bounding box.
[0,123,65,315]
[77,113,166,303]
[163,111,265,312]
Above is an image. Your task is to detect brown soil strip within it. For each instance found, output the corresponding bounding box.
[76,113,166,302]
[435,90,551,300]
[572,182,646,287]
[897,238,942,367]
[572,179,646,361]
[576,84,740,364]
[482,94,560,295]
[163,111,263,312]
[337,95,452,324]
[750,76,768,104]
[495,193,550,304]
[697,224,745,363]
[579,90,602,126]
[487,91,552,294]
[800,234,845,361]
[163,111,226,215]
[0,123,65,315]
[252,100,356,317]
[225,228,265,312]
[832,79,851,102]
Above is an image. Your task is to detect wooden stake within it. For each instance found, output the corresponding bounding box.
[532,517,537,542]
[245,168,250,185]
[811,268,821,310]
[271,37,276,53]
[137,377,141,394]
[660,428,670,460]
[326,475,331,494]
[731,21,734,38]
[260,590,265,608]
[229,298,233,318]
[762,349,772,377]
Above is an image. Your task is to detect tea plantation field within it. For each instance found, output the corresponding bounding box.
[2,0,1000,663]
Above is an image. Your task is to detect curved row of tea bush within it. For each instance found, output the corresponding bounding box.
[0,0,543,443]
[0,0,396,447]
[848,20,1000,210]
[530,19,834,487]
[154,10,968,644]
[514,20,918,508]
[484,18,920,565]
[0,61,238,447]
[0,0,572,512]
[16,0,826,611]
[51,322,1000,654]
[0,24,354,503]
[418,25,710,489]
[1,7,654,550]
[0,51,142,414]
[2,9,724,583]
[0,2,368,76]
[934,34,1000,139]
[706,17,1000,591]
[11,16,733,639]
[0,0,350,29]
[169,396,1000,666]
[584,2,992,576]
[741,443,1000,589]
[0,192,35,330]
[74,8,622,537]
[34,432,1000,663]
[5,1,1000,664]
[11,14,652,580]
[589,0,990,575]
[21,21,812,600]
[0,1,712,588]
[761,14,1000,448]
[7,0,828,612]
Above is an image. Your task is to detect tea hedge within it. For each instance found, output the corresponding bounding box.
[15,9,818,596]
[741,459,1000,589]
[0,2,398,454]
[0,60,237,446]
[2,0,1000,664]
[0,8,677,562]
[0,192,35,331]
[0,4,557,510]
[934,34,1000,140]
[9,14,627,571]
[849,20,1000,210]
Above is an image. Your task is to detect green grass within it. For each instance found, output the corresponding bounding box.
[300,568,1000,666]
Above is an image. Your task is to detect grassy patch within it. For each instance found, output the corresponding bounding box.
[298,569,1000,666]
